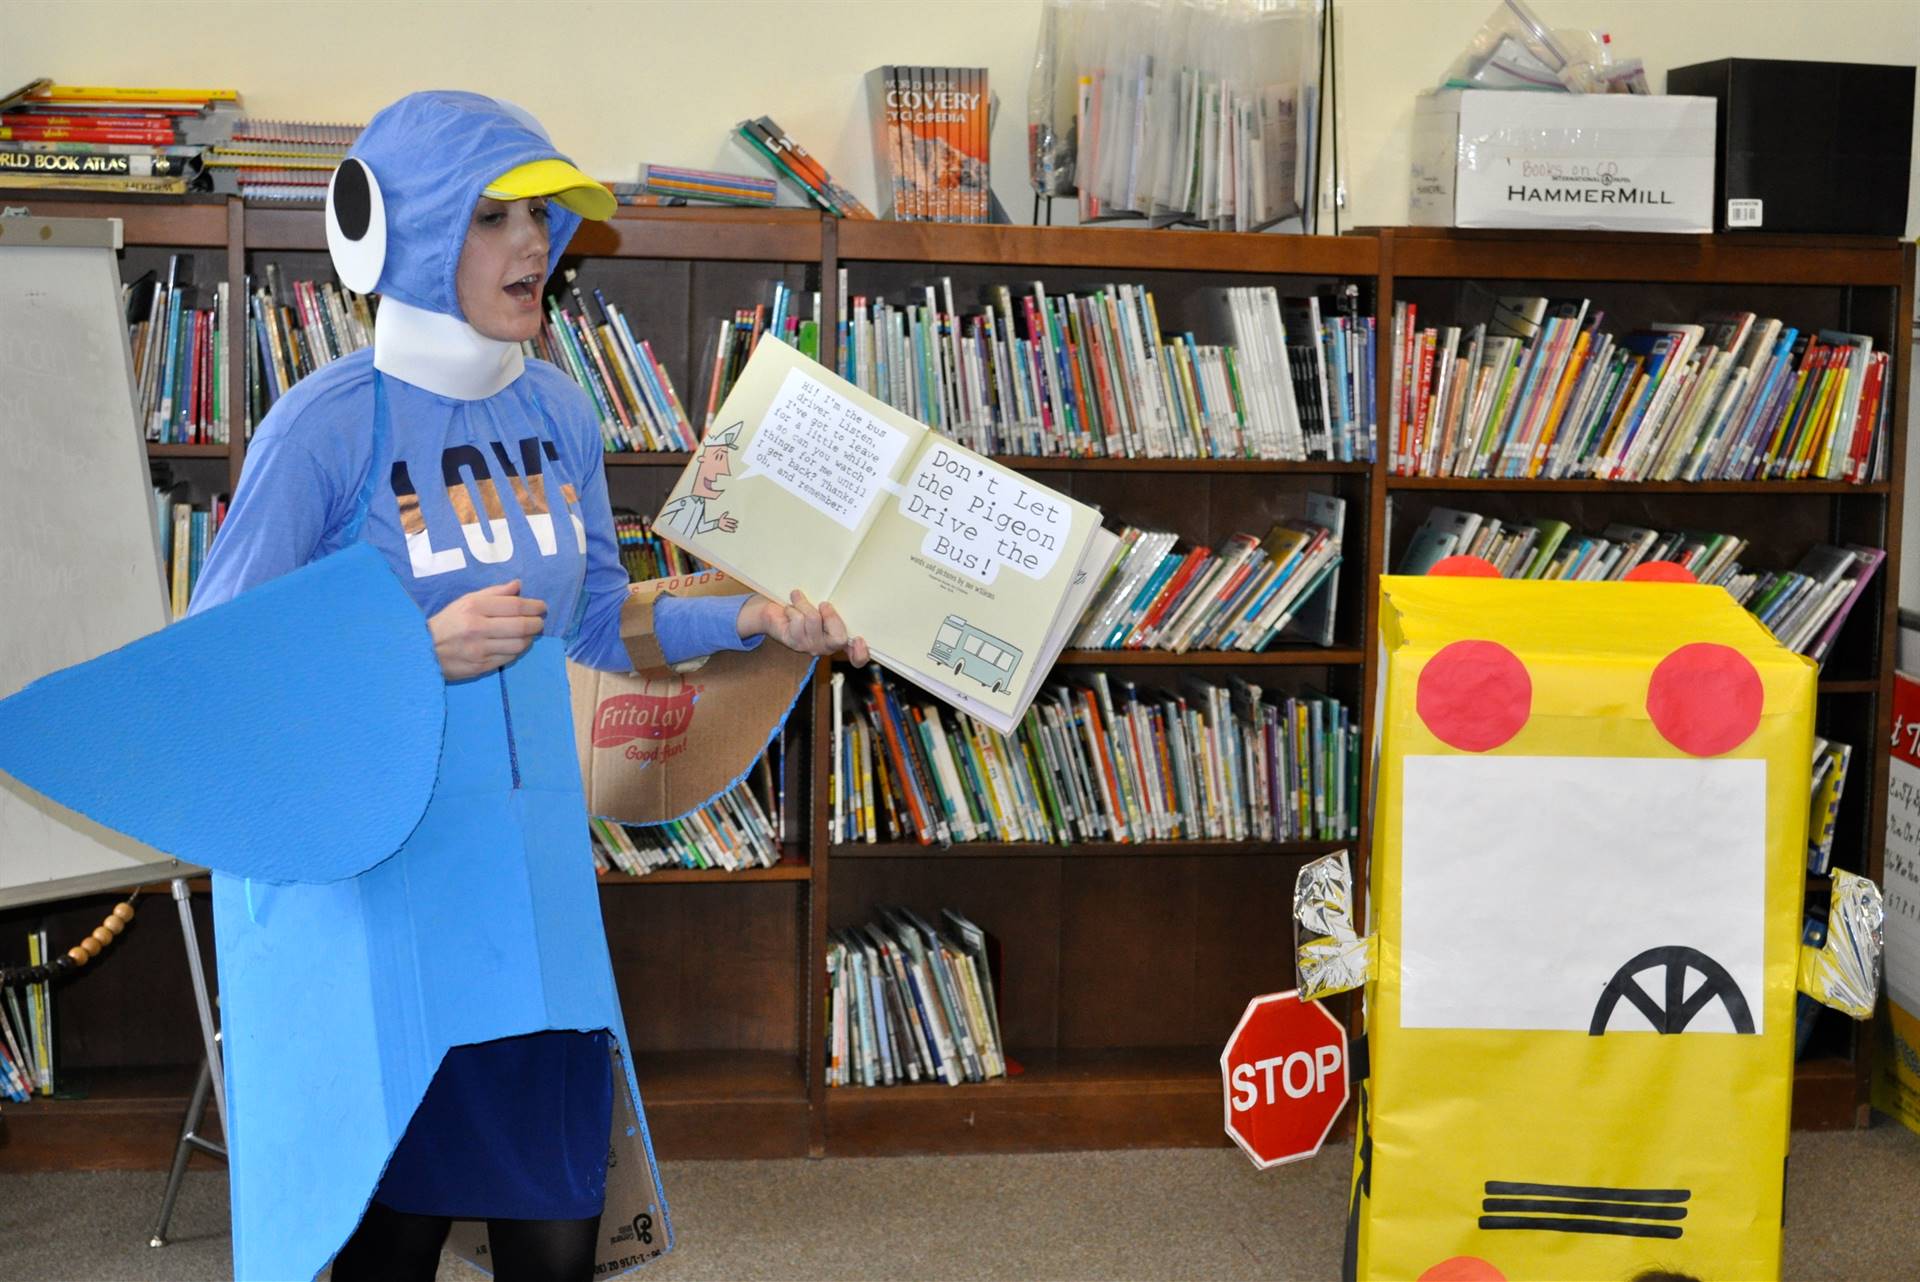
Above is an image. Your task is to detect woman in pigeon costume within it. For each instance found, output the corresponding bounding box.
[0,91,861,1282]
[214,91,870,1279]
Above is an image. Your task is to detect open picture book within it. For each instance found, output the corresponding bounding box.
[655,337,1114,733]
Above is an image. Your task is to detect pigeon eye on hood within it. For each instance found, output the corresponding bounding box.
[325,158,386,295]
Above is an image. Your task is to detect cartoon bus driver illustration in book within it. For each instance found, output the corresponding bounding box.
[659,423,742,539]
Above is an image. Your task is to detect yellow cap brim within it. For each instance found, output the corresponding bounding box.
[483,157,616,221]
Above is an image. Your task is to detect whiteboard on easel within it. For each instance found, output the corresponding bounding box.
[0,216,193,908]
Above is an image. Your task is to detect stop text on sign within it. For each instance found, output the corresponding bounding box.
[1229,1045,1344,1108]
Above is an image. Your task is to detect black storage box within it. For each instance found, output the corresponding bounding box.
[1667,58,1913,235]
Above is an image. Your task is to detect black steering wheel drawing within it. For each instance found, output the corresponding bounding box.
[1588,945,1756,1035]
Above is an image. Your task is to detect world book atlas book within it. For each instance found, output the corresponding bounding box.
[655,337,1114,733]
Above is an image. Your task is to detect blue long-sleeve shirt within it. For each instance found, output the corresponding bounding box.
[190,348,759,668]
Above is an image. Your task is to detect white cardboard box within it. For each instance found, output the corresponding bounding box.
[1410,90,1715,232]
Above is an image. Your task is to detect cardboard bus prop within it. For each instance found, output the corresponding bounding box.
[1346,574,1820,1282]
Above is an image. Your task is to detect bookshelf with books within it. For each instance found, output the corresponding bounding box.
[819,222,1378,1153]
[0,199,1908,1168]
[3,190,249,500]
[1372,225,1912,1131]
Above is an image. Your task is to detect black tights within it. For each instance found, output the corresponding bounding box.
[330,1200,600,1282]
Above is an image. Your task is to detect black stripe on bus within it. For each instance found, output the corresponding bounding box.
[1479,1216,1683,1240]
[1483,1198,1688,1221]
[1485,1181,1691,1203]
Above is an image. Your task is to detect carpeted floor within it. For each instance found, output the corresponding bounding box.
[3,1128,1918,1280]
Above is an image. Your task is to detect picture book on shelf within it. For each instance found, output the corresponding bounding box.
[866,65,991,223]
[828,906,1006,1087]
[655,336,1107,733]
[735,116,874,219]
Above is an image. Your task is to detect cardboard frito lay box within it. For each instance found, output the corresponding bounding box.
[568,569,813,825]
[1410,89,1715,232]
[1352,575,1814,1281]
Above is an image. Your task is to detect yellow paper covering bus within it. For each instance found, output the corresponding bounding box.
[1351,576,1814,1282]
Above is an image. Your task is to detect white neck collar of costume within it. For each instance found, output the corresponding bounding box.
[373,296,525,400]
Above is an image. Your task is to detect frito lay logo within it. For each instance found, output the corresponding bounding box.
[593,679,697,747]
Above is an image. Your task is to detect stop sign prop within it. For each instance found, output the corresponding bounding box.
[1220,989,1349,1168]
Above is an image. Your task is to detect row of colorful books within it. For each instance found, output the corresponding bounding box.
[528,275,698,452]
[612,511,701,582]
[236,267,706,455]
[1807,737,1853,875]
[155,485,227,620]
[247,268,374,429]
[865,65,992,223]
[1398,507,1883,664]
[1734,546,1885,664]
[587,778,784,876]
[128,259,232,444]
[1,930,54,1100]
[834,275,1375,461]
[831,670,1358,847]
[1074,501,1345,653]
[700,282,823,428]
[1,81,357,201]
[828,907,1004,1087]
[238,267,709,455]
[733,116,873,219]
[1390,300,1893,483]
[231,266,1371,467]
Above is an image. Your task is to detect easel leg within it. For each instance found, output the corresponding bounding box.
[149,877,228,1249]
[172,877,225,1129]
[149,1049,225,1248]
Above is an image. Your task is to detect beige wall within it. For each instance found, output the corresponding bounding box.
[3,0,1916,232]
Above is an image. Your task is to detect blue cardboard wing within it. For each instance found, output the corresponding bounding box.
[0,547,671,1279]
[0,544,443,882]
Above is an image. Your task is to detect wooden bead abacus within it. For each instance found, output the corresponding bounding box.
[0,900,137,988]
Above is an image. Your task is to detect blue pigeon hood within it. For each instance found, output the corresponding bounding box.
[348,90,584,320]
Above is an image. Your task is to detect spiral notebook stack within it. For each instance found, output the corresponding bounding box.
[203,117,363,204]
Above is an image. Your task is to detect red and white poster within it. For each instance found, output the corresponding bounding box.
[1875,671,1920,1133]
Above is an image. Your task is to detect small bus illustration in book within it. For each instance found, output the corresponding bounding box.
[929,615,1022,693]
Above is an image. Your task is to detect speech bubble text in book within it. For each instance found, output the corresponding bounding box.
[901,445,1069,585]
[739,369,910,531]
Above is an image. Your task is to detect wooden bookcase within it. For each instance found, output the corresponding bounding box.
[1371,226,1914,1132]
[821,221,1377,1155]
[0,194,1907,1170]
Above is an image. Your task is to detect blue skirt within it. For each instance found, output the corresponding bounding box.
[372,1029,614,1221]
